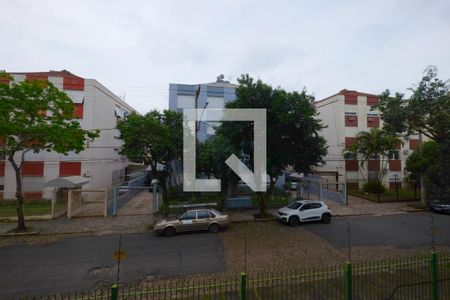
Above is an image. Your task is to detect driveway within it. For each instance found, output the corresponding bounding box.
[0,232,225,298]
[305,212,450,248]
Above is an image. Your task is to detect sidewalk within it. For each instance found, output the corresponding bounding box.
[0,196,426,236]
[325,195,424,216]
[0,214,154,236]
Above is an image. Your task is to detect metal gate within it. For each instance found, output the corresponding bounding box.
[302,175,348,204]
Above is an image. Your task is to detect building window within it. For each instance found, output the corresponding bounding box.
[367,160,380,172]
[409,139,420,150]
[73,103,84,119]
[59,161,81,177]
[115,105,125,120]
[367,114,380,128]
[388,150,400,160]
[345,137,357,148]
[345,160,358,171]
[21,161,44,177]
[389,160,401,171]
[345,95,357,105]
[345,112,358,127]
[367,96,379,106]
[63,77,84,91]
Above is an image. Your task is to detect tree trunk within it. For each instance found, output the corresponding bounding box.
[256,192,267,218]
[8,156,27,231]
[160,174,169,217]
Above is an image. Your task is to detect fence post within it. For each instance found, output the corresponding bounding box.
[344,262,352,300]
[111,284,118,300]
[430,252,438,300]
[112,188,117,216]
[343,182,348,205]
[240,272,247,300]
[319,183,323,201]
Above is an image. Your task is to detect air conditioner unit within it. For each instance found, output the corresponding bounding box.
[403,149,409,155]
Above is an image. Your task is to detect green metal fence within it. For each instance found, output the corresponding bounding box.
[20,252,450,300]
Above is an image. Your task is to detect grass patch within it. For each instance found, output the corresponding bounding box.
[0,200,52,217]
[349,189,419,203]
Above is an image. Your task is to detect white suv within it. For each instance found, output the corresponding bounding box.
[277,200,331,226]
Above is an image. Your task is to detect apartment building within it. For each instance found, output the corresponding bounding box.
[314,89,419,190]
[168,76,238,142]
[0,70,136,201]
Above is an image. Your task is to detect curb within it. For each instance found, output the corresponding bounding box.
[0,230,94,238]
[0,209,431,237]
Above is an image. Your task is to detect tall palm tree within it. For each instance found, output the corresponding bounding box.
[344,128,401,185]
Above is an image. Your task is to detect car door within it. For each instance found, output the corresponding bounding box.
[196,210,211,231]
[178,211,197,232]
[299,203,315,222]
[310,203,323,220]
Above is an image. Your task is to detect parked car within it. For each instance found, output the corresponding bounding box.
[154,208,229,237]
[428,200,450,214]
[276,200,331,226]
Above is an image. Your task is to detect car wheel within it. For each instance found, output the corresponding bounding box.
[288,216,300,227]
[164,226,176,237]
[322,213,331,224]
[209,223,220,233]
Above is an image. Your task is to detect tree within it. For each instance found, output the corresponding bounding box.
[344,128,400,194]
[406,140,450,201]
[377,66,450,141]
[377,66,450,203]
[0,73,99,231]
[218,74,327,217]
[117,110,183,214]
[197,134,236,209]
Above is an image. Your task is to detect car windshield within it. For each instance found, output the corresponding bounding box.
[175,211,189,219]
[287,202,301,209]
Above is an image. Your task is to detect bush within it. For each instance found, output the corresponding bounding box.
[363,180,385,194]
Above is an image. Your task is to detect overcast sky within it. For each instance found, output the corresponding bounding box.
[1,0,449,113]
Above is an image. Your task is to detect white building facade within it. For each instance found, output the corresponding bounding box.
[0,70,136,201]
[314,89,419,190]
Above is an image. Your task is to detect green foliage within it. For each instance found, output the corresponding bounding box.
[216,75,327,216]
[117,110,182,167]
[377,67,450,202]
[0,73,99,230]
[223,74,327,177]
[406,140,450,201]
[377,66,450,141]
[344,128,400,184]
[363,180,386,194]
[117,110,183,214]
[0,75,98,157]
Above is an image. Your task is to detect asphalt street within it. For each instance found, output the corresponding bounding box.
[0,232,226,299]
[1,212,449,298]
[305,211,450,248]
